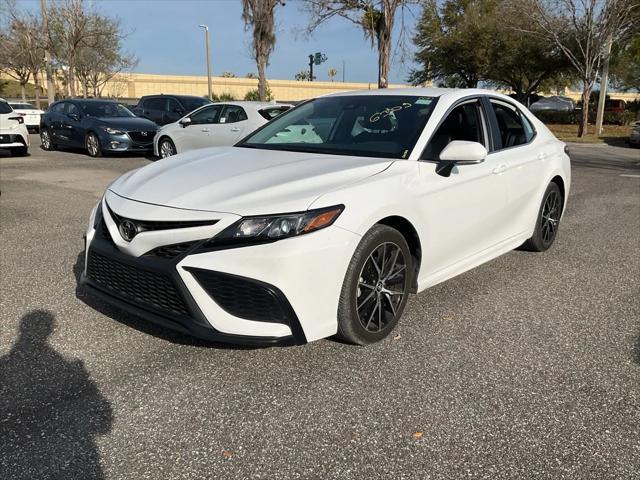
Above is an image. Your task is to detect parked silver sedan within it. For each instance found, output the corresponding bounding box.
[153,101,291,158]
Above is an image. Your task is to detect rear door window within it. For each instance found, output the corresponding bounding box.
[220,105,248,124]
[489,100,535,149]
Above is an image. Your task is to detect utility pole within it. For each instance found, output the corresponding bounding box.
[41,0,55,104]
[595,35,613,136]
[199,25,213,100]
[308,54,314,82]
[342,60,345,82]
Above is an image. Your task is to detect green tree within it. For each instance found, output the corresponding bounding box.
[610,33,640,92]
[410,0,493,88]
[221,71,237,78]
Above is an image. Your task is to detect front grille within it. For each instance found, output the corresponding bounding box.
[87,249,189,316]
[144,241,199,259]
[188,268,292,323]
[106,203,218,233]
[127,131,155,144]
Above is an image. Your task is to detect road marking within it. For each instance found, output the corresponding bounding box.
[619,174,640,178]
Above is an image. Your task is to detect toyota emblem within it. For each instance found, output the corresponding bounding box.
[119,220,138,242]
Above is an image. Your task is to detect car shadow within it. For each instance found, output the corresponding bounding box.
[72,252,260,350]
[601,136,632,148]
[0,310,112,479]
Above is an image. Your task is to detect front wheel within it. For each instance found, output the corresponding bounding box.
[86,132,102,157]
[521,182,563,252]
[158,137,176,158]
[40,128,55,151]
[336,225,412,345]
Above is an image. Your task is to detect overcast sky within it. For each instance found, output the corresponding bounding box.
[21,0,421,84]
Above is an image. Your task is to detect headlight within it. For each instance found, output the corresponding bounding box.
[205,205,344,248]
[101,126,124,135]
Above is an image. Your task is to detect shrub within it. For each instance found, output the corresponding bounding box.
[244,87,273,101]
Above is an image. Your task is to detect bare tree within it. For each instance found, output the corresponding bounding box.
[305,1,416,88]
[241,0,284,101]
[522,0,638,137]
[74,15,137,98]
[2,8,46,107]
[327,66,338,81]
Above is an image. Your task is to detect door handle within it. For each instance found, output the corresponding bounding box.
[230,127,240,132]
[492,164,508,175]
[201,128,210,132]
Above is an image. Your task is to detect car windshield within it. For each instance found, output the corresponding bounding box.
[10,103,33,109]
[182,97,210,112]
[239,95,437,159]
[80,102,135,118]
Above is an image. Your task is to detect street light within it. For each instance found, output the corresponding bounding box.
[199,24,213,101]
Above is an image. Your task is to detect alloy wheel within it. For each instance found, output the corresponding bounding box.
[356,242,407,332]
[160,139,175,158]
[541,189,560,245]
[41,130,50,149]
[87,134,99,156]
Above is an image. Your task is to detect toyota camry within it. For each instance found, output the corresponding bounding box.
[81,88,571,346]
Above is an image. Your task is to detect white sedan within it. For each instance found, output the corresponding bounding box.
[153,101,291,158]
[82,88,570,346]
[8,102,45,132]
[0,99,30,156]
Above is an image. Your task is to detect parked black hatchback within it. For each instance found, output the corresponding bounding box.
[40,99,158,157]
[131,95,211,125]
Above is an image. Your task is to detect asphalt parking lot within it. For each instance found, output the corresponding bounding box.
[1,135,639,479]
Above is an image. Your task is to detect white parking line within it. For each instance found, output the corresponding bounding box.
[619,174,640,178]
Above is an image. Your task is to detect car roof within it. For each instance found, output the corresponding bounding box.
[321,87,514,102]
[211,101,292,110]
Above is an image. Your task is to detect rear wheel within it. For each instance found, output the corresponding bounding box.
[336,225,412,345]
[86,132,102,157]
[159,137,176,158]
[40,128,55,151]
[521,182,563,252]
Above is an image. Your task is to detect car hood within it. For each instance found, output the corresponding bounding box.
[108,146,393,215]
[92,117,158,131]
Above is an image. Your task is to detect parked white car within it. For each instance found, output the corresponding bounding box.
[8,102,45,132]
[153,101,291,158]
[0,99,30,156]
[82,88,570,346]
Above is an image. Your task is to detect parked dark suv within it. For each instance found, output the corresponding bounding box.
[131,95,211,126]
[40,99,158,157]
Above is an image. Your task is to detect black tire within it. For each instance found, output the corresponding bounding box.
[40,128,55,151]
[521,182,563,252]
[158,137,176,158]
[336,224,413,345]
[86,132,102,157]
[10,146,28,157]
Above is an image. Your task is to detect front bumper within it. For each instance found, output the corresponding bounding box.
[81,195,360,345]
[99,131,155,153]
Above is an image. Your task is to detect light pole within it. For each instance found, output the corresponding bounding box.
[199,24,213,100]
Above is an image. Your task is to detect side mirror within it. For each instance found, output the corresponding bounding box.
[436,141,487,177]
[179,117,191,128]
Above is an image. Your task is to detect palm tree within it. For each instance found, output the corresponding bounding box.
[241,0,284,101]
[327,67,338,81]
